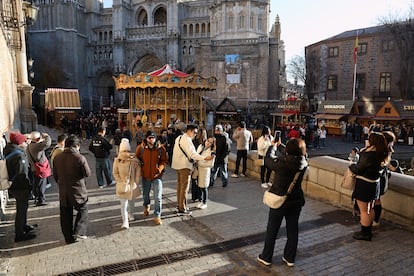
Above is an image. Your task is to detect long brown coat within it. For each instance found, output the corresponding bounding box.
[53,147,91,206]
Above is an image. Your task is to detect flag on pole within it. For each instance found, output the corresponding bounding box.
[353,35,359,64]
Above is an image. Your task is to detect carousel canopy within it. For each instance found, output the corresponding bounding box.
[113,64,217,90]
[149,64,189,78]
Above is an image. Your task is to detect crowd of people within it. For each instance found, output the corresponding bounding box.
[1,117,413,270]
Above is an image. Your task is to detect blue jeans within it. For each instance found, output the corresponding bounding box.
[142,178,162,217]
[260,205,302,264]
[95,157,113,187]
[211,162,228,187]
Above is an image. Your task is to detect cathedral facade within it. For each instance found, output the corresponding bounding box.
[28,0,284,111]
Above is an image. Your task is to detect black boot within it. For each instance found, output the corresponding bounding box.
[373,205,382,224]
[353,225,372,241]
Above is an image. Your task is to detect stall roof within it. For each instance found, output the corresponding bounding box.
[314,114,344,120]
[45,88,81,110]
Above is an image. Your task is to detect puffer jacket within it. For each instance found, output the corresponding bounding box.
[265,154,308,208]
[113,151,141,200]
[135,141,168,181]
[4,144,31,191]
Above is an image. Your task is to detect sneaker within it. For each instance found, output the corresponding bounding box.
[267,182,272,187]
[143,205,150,216]
[261,183,268,188]
[372,221,380,227]
[121,223,129,229]
[240,173,246,177]
[231,173,239,178]
[177,210,192,216]
[257,255,271,266]
[110,181,116,186]
[128,214,135,221]
[154,217,162,225]
[199,203,207,209]
[282,257,295,267]
[196,202,203,208]
[99,185,107,189]
[75,234,88,240]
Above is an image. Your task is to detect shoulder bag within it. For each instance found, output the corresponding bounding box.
[263,170,301,209]
[341,168,356,190]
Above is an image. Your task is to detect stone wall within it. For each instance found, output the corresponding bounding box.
[228,152,414,231]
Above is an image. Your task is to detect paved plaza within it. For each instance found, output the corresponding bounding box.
[0,127,413,275]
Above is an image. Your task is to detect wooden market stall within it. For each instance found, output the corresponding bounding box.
[113,64,217,134]
[44,88,81,127]
[315,100,357,135]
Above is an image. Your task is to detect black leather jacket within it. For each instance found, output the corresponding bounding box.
[349,151,381,181]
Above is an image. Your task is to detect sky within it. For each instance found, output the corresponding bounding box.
[103,0,413,62]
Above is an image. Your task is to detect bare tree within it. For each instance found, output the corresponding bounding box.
[380,6,414,99]
[287,55,306,85]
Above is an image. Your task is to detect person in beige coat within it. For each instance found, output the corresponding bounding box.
[113,138,141,229]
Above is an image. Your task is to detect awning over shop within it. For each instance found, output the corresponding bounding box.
[45,88,81,110]
[317,100,355,114]
[314,114,345,120]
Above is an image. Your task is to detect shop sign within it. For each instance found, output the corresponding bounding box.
[403,105,414,111]
[324,104,346,110]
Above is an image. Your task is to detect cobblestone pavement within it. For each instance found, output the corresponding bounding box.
[0,127,413,275]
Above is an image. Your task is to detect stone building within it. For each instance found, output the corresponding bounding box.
[305,24,414,129]
[28,0,285,112]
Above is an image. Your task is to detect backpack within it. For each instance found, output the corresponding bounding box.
[0,150,21,190]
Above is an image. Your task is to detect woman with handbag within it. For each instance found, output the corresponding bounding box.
[113,138,141,229]
[349,132,390,240]
[257,126,273,189]
[258,138,308,267]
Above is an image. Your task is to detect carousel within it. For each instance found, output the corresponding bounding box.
[113,64,217,133]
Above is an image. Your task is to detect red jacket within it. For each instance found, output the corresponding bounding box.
[135,142,168,181]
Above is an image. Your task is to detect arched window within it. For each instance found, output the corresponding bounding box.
[183,24,187,36]
[228,15,234,30]
[239,14,245,29]
[137,8,148,26]
[201,23,206,34]
[154,6,167,25]
[196,23,200,34]
[189,24,194,36]
[183,46,187,55]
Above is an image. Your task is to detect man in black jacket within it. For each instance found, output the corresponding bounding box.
[89,127,114,188]
[5,132,37,242]
[210,125,231,188]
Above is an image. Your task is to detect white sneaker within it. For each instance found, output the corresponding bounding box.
[196,202,203,208]
[240,173,246,177]
[110,181,116,186]
[121,223,129,229]
[128,214,134,221]
[231,173,239,178]
[199,203,207,209]
[75,234,88,240]
[267,182,272,187]
[282,257,294,267]
[261,183,268,188]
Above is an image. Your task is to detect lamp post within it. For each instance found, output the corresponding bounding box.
[17,0,39,132]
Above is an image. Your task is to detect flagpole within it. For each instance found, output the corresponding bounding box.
[352,31,359,101]
[352,62,357,101]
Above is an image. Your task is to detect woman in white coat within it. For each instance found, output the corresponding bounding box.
[113,138,141,229]
[196,137,216,209]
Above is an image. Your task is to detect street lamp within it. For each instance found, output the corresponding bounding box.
[24,1,39,25]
